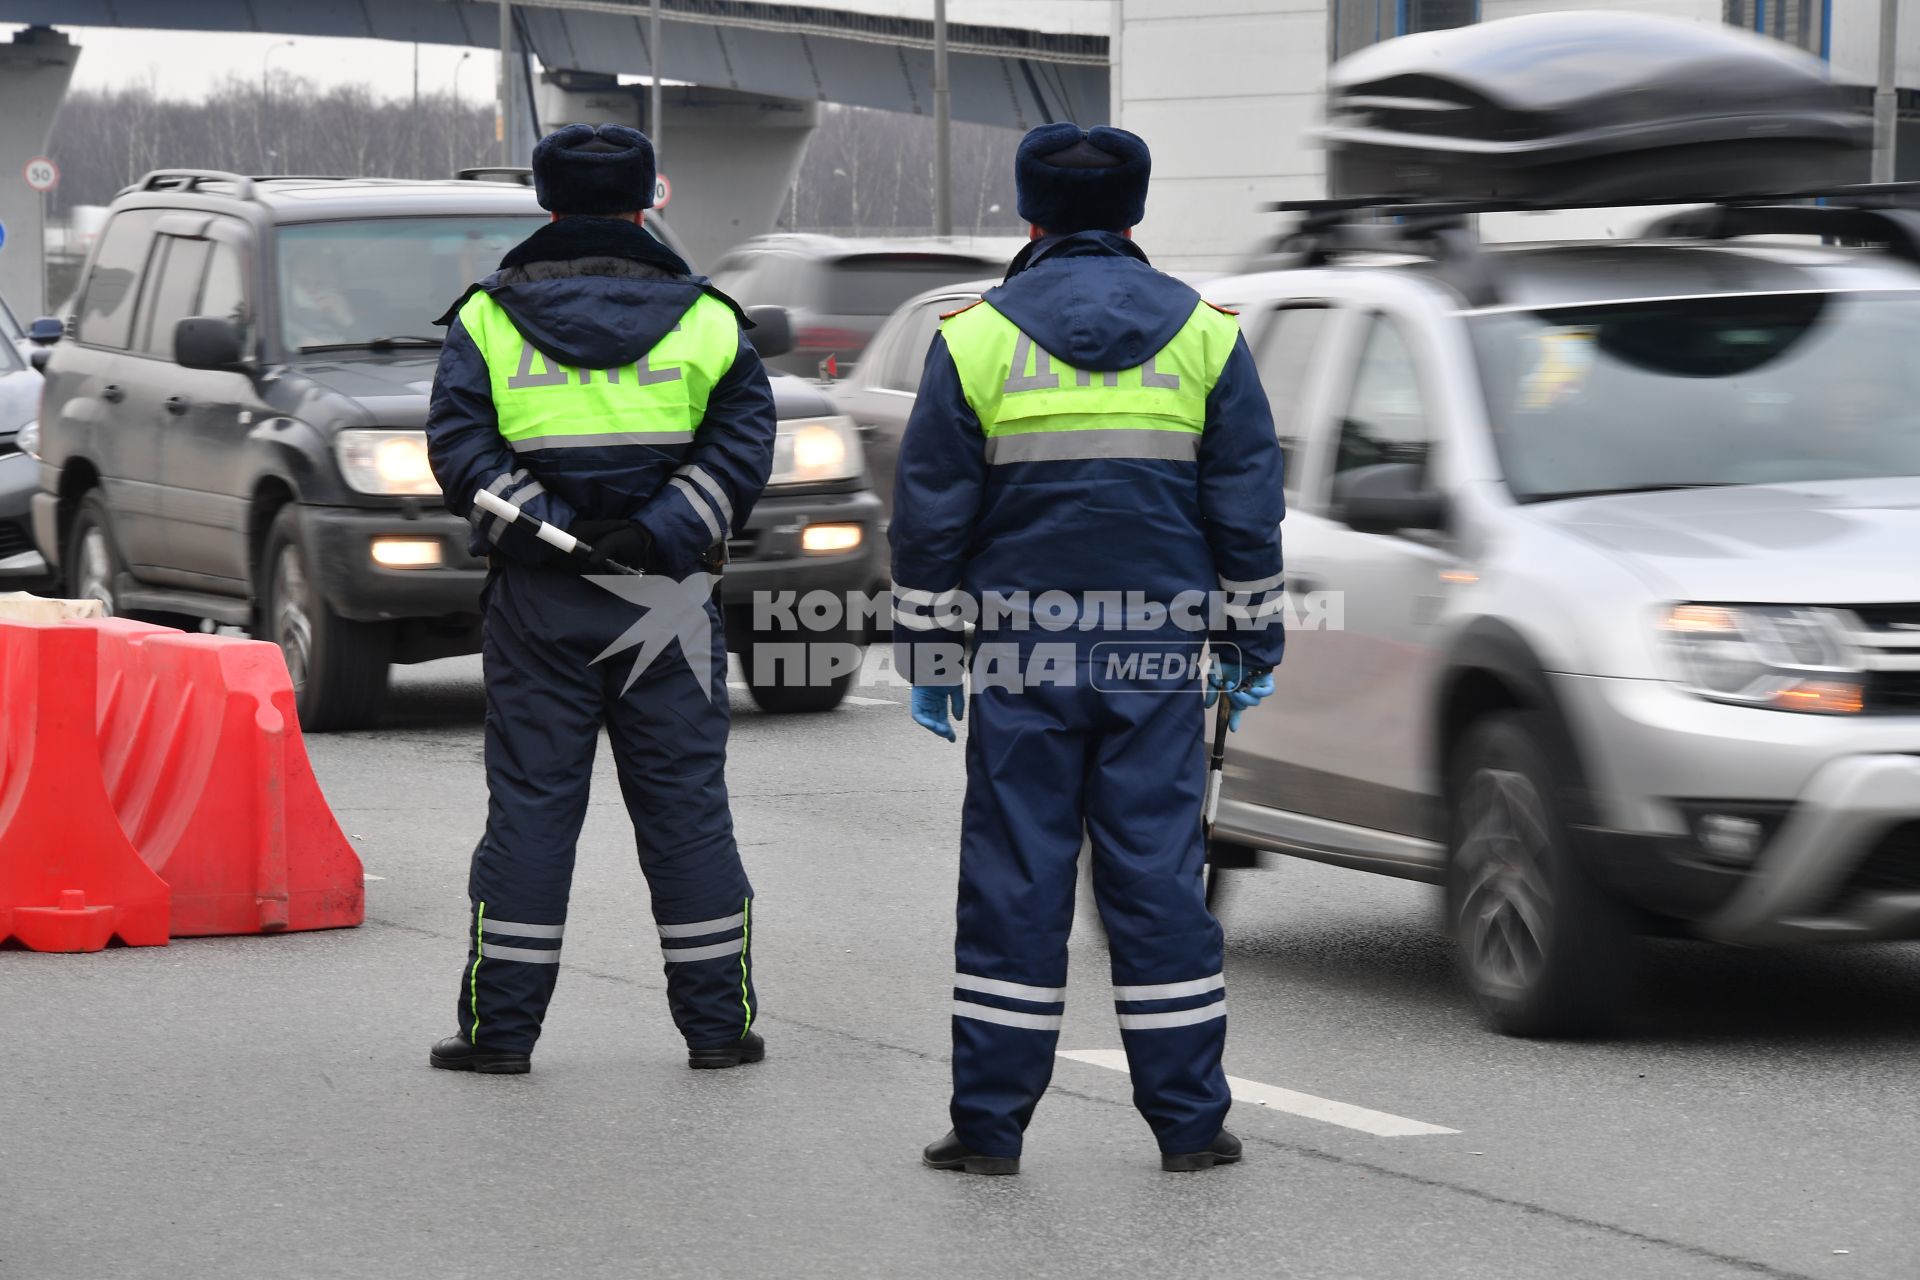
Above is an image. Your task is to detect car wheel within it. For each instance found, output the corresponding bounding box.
[66,492,122,615]
[260,507,391,731]
[742,632,855,713]
[1446,711,1631,1037]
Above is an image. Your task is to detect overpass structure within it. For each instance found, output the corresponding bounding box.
[0,1,1113,305]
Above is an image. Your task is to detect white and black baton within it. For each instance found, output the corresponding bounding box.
[471,488,643,576]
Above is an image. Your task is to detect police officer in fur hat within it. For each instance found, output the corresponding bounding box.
[425,123,775,1075]
[892,124,1286,1173]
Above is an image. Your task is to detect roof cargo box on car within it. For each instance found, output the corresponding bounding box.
[1320,12,1870,206]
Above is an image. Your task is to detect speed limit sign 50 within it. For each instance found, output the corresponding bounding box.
[24,157,58,193]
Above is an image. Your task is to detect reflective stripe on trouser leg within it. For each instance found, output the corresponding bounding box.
[950,680,1086,1160]
[1085,668,1232,1156]
[455,563,599,1055]
[608,596,757,1049]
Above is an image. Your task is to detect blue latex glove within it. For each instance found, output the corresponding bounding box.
[911,684,965,742]
[1205,661,1276,732]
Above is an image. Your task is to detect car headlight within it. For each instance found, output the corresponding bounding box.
[1659,604,1863,714]
[768,416,862,487]
[14,420,37,460]
[335,429,441,497]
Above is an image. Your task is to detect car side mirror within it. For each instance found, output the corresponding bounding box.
[1332,461,1448,535]
[29,348,50,372]
[744,305,794,360]
[28,316,62,346]
[174,316,247,372]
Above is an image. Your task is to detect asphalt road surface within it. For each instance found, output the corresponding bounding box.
[5,650,1917,1279]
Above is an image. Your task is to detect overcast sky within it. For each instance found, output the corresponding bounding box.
[3,26,502,103]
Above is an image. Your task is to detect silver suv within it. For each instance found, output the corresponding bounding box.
[1208,198,1920,1036]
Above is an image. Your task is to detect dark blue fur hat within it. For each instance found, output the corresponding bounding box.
[1014,123,1150,233]
[531,123,656,215]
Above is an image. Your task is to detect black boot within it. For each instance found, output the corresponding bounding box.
[922,1130,1020,1176]
[429,1035,531,1075]
[688,1029,766,1070]
[1161,1129,1243,1172]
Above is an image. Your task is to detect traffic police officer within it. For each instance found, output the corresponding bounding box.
[891,124,1286,1172]
[425,124,776,1074]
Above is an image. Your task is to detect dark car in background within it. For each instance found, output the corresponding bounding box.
[0,327,46,585]
[32,169,880,729]
[707,233,1023,378]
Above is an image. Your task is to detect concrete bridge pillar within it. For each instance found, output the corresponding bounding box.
[0,26,77,318]
[538,72,818,268]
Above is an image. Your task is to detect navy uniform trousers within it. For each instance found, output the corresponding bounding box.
[455,561,756,1055]
[952,667,1229,1158]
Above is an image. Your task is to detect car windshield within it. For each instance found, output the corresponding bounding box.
[278,216,545,353]
[1471,291,1920,501]
[823,256,998,316]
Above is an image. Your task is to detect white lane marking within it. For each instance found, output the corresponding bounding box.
[363,874,385,882]
[843,694,894,707]
[1056,1049,1459,1137]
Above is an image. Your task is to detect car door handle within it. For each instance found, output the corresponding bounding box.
[1289,573,1322,597]
[164,396,190,416]
[101,383,125,404]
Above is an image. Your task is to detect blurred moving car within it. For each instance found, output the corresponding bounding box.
[707,234,1024,378]
[32,169,880,729]
[0,330,46,584]
[1202,12,1920,1037]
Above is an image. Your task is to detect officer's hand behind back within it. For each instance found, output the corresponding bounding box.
[911,684,965,743]
[573,519,653,572]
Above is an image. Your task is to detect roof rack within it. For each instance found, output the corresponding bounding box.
[456,166,533,186]
[1262,182,1920,306]
[132,169,256,199]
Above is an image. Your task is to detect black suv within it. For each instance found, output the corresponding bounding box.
[31,170,882,728]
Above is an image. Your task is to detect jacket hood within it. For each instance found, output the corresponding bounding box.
[982,230,1199,372]
[437,215,743,370]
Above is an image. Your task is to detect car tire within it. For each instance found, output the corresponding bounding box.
[742,631,855,714]
[1446,711,1632,1037]
[63,491,197,628]
[259,506,391,732]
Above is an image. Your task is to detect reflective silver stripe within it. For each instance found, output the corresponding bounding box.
[891,604,965,632]
[509,430,696,451]
[955,973,1067,1003]
[953,999,1062,1031]
[1113,973,1224,1002]
[679,465,735,528]
[482,470,521,542]
[983,429,1200,465]
[1219,572,1284,595]
[663,937,745,963]
[669,476,723,542]
[1118,1002,1226,1031]
[482,919,564,940]
[657,912,745,939]
[506,478,546,508]
[892,582,959,609]
[1224,596,1287,621]
[480,942,561,964]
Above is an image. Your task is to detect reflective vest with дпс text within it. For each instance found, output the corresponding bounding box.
[940,298,1240,464]
[456,289,740,453]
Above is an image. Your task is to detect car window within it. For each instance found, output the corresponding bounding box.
[823,257,996,317]
[198,241,249,332]
[879,300,952,392]
[1252,304,1335,493]
[76,209,165,349]
[136,236,212,359]
[1330,315,1433,485]
[277,215,544,353]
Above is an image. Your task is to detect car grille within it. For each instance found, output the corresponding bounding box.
[0,521,31,556]
[1824,822,1920,911]
[1841,605,1920,714]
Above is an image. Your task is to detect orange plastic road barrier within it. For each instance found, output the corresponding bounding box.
[0,621,171,951]
[93,620,364,936]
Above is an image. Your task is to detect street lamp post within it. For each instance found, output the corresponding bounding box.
[262,39,294,98]
[933,0,951,237]
[1876,0,1900,184]
[651,0,664,161]
[453,49,473,106]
